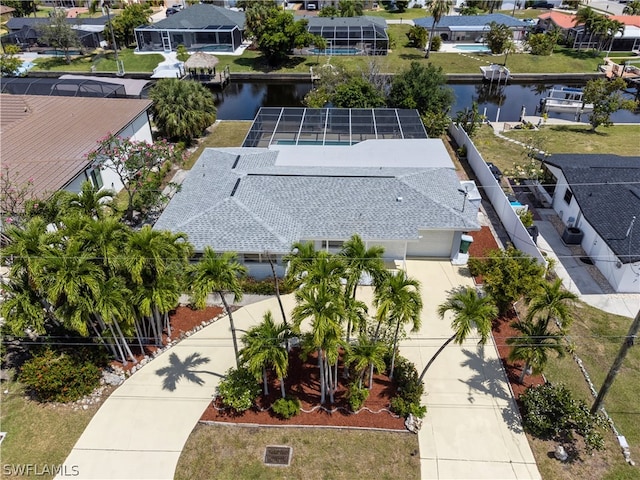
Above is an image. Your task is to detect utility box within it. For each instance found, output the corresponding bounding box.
[459,234,474,254]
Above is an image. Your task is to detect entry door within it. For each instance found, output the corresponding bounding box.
[161,31,171,52]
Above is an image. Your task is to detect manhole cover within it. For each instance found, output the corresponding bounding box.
[264,445,292,467]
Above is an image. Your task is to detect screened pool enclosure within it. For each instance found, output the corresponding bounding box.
[304,16,389,56]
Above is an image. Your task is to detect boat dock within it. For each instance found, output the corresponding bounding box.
[186,65,231,89]
[540,87,594,115]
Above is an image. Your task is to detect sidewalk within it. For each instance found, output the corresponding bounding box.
[58,295,296,480]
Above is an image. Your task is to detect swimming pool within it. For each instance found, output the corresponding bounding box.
[194,44,234,53]
[41,50,83,56]
[17,61,35,75]
[308,47,361,56]
[454,45,491,53]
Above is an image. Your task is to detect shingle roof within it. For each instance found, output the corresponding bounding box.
[0,95,151,199]
[545,154,640,264]
[154,143,480,254]
[414,13,526,29]
[150,4,245,29]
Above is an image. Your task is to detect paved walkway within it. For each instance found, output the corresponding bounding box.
[60,261,540,479]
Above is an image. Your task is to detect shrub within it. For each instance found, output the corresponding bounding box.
[19,348,101,402]
[240,276,296,296]
[430,35,442,52]
[216,366,261,412]
[518,209,534,228]
[347,383,370,411]
[272,396,301,419]
[520,383,606,453]
[392,356,424,405]
[390,396,427,418]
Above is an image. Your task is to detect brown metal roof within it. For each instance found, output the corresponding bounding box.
[0,95,151,199]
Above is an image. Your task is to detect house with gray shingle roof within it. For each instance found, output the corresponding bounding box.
[154,138,481,280]
[544,154,640,293]
[414,13,528,43]
[134,4,245,53]
[305,16,389,55]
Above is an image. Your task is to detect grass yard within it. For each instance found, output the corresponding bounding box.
[365,8,429,20]
[530,301,640,480]
[469,124,640,175]
[174,424,420,480]
[32,49,163,73]
[183,121,252,170]
[0,381,99,480]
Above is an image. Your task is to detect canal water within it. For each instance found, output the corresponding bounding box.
[213,80,640,123]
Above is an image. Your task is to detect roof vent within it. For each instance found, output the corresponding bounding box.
[232,155,241,169]
[230,178,241,197]
[396,196,403,202]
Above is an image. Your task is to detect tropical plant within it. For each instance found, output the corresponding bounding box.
[332,77,386,108]
[485,21,513,54]
[339,0,363,17]
[573,6,600,50]
[255,11,315,65]
[583,77,638,131]
[373,270,422,379]
[346,383,369,411]
[406,25,428,49]
[507,317,564,383]
[388,62,454,119]
[0,166,36,224]
[62,181,116,219]
[272,396,301,418]
[524,278,577,332]
[216,366,261,412]
[418,287,498,381]
[150,79,217,144]
[87,134,184,221]
[520,383,606,453]
[389,355,426,418]
[454,101,483,138]
[526,32,557,56]
[190,248,247,367]
[318,5,340,17]
[240,311,290,397]
[0,44,23,77]
[345,335,386,389]
[425,0,452,58]
[467,246,546,314]
[284,240,318,287]
[110,3,152,47]
[623,0,640,15]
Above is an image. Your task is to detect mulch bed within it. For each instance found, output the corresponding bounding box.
[200,347,405,430]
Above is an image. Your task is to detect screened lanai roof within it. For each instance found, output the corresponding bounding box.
[0,77,126,98]
[243,108,427,148]
[307,15,388,41]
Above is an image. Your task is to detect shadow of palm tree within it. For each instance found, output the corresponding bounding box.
[459,346,524,434]
[155,352,220,391]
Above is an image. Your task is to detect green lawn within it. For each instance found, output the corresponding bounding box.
[470,124,640,175]
[365,8,429,19]
[534,302,640,480]
[183,121,252,170]
[0,380,99,480]
[32,48,164,74]
[175,424,420,480]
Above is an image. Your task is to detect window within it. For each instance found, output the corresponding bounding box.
[563,188,573,205]
[90,169,103,189]
[243,253,261,263]
[321,240,343,250]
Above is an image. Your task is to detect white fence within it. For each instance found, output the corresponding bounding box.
[449,123,547,265]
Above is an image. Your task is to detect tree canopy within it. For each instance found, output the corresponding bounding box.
[255,11,315,64]
[110,3,152,47]
[0,44,23,77]
[583,77,638,131]
[37,10,82,64]
[486,21,513,54]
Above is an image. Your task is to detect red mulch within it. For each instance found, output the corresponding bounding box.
[111,305,224,372]
[468,225,499,285]
[201,347,405,430]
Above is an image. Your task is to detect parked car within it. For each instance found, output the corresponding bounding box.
[166,7,179,16]
[307,3,316,10]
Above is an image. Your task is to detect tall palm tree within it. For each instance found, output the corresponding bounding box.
[339,234,385,343]
[373,270,422,380]
[76,216,128,272]
[284,240,317,287]
[525,278,577,332]
[189,248,247,366]
[419,287,498,382]
[63,180,116,219]
[574,7,600,50]
[425,0,452,58]
[0,271,48,336]
[240,311,290,397]
[345,335,386,389]
[507,317,564,383]
[292,282,344,404]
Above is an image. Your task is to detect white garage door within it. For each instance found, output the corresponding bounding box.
[406,231,454,258]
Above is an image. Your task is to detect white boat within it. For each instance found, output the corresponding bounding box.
[541,87,594,114]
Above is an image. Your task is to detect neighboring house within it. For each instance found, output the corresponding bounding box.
[543,154,640,293]
[538,11,640,52]
[0,4,16,20]
[0,76,152,99]
[414,13,528,43]
[154,108,480,279]
[305,16,389,55]
[0,95,152,202]
[134,4,245,53]
[1,16,108,51]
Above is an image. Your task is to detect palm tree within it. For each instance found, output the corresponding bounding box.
[284,240,317,286]
[339,0,363,17]
[418,287,498,382]
[574,7,599,50]
[339,234,385,343]
[189,248,247,366]
[63,180,116,219]
[76,216,128,272]
[425,0,452,58]
[240,311,290,397]
[373,270,422,381]
[292,282,344,404]
[525,278,577,332]
[623,0,640,15]
[507,317,564,383]
[0,272,48,337]
[345,335,386,389]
